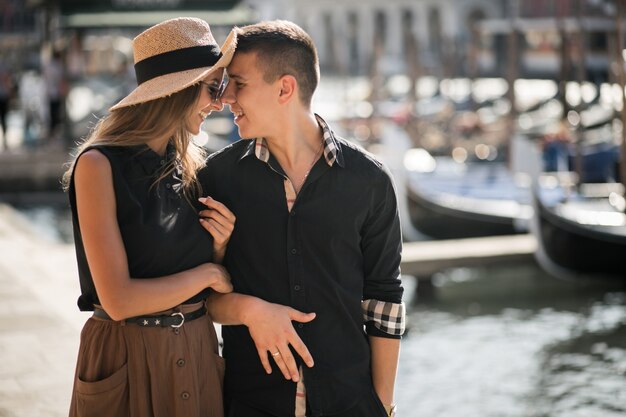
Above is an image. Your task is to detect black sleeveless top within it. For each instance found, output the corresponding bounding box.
[68,144,213,311]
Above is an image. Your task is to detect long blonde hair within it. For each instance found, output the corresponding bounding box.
[62,84,206,197]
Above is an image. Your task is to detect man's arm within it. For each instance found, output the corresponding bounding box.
[370,336,400,410]
[360,165,405,415]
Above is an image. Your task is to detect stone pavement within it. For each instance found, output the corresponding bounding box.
[0,204,87,417]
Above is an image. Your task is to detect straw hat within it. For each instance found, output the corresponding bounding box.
[110,17,236,111]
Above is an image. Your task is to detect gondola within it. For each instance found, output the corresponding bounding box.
[404,127,620,240]
[531,177,626,281]
[404,148,532,239]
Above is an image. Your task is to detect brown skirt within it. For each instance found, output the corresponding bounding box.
[68,302,224,417]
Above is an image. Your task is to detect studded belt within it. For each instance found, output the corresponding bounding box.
[93,305,206,328]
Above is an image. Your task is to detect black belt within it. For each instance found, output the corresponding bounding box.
[93,305,206,328]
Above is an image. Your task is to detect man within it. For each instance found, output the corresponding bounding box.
[203,20,404,417]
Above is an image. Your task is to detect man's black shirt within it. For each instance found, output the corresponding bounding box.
[200,119,403,416]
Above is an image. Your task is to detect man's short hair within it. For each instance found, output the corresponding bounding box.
[234,20,319,106]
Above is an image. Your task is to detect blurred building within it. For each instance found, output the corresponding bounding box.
[244,0,616,82]
[246,0,496,77]
[2,0,617,81]
[0,0,259,145]
[55,0,255,46]
[478,0,615,83]
[56,0,256,135]
[51,0,256,76]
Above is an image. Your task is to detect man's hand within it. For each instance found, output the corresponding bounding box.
[242,299,316,381]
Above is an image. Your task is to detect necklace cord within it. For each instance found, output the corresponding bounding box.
[295,139,324,193]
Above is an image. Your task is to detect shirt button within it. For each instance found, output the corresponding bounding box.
[166,183,172,189]
[160,160,165,165]
[181,392,190,400]
[290,210,296,216]
[291,248,297,255]
[177,359,185,367]
[294,285,301,291]
[298,323,304,328]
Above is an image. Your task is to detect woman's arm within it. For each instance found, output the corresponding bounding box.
[74,149,232,321]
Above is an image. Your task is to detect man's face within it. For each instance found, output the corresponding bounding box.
[221,51,278,140]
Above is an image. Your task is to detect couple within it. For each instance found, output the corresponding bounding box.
[64,17,404,417]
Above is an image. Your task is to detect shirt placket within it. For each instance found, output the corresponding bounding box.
[252,127,337,416]
[283,173,308,417]
[263,159,309,417]
[263,161,306,312]
[285,186,306,312]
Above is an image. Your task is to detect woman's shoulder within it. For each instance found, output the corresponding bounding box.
[75,143,142,177]
[75,147,113,177]
[71,148,115,196]
[77,144,140,165]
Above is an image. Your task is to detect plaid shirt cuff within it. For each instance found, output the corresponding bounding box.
[362,299,405,337]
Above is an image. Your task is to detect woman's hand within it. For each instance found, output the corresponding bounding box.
[198,196,235,263]
[242,299,316,381]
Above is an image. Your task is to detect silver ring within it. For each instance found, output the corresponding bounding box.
[272,351,280,357]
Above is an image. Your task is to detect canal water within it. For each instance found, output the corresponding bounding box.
[400,264,626,417]
[15,205,626,417]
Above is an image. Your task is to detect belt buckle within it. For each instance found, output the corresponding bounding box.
[170,311,185,328]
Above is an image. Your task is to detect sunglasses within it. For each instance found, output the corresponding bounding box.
[200,73,228,102]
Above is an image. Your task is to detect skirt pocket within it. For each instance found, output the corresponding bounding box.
[73,363,129,417]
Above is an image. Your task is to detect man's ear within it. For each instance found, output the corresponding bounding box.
[277,75,297,103]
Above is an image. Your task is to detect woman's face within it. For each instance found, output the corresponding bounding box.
[188,68,226,135]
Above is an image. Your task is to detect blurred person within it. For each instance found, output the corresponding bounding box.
[61,18,238,417]
[542,119,572,172]
[202,20,405,417]
[18,68,47,147]
[0,58,12,149]
[65,32,86,81]
[42,48,66,144]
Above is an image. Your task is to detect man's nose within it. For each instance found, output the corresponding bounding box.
[220,82,236,104]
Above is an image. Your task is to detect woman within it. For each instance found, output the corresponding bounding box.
[62,17,237,417]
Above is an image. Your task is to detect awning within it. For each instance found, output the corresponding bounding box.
[60,5,257,29]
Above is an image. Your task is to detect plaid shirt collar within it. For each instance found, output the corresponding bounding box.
[239,114,344,167]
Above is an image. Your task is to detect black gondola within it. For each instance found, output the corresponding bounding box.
[531,178,626,281]
[404,149,532,239]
